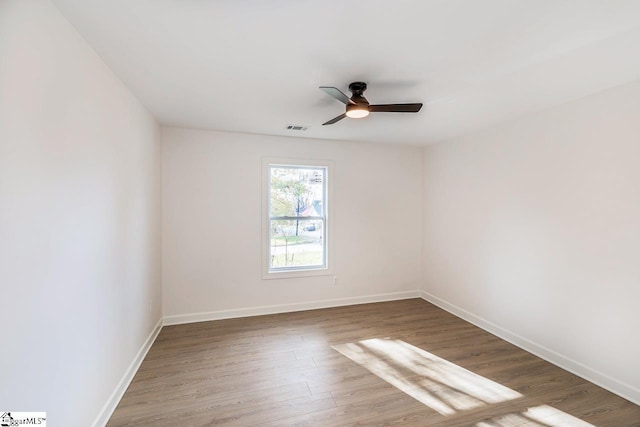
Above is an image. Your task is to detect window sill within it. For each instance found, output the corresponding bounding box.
[262,267,333,280]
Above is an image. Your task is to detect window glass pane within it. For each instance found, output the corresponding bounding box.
[269,167,324,218]
[266,163,328,274]
[270,219,324,269]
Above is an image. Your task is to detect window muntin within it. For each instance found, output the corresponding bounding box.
[268,165,327,273]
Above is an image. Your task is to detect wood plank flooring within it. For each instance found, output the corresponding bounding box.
[107,299,640,426]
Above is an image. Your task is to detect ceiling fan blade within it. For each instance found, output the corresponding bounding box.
[322,113,347,125]
[319,87,355,105]
[369,103,423,113]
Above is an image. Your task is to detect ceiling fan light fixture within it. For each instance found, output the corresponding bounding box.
[346,105,370,119]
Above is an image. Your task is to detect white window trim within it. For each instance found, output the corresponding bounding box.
[262,157,334,280]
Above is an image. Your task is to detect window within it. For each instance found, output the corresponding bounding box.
[262,159,332,278]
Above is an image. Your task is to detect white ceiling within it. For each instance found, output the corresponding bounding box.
[52,0,640,146]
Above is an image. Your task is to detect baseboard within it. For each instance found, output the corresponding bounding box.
[163,290,421,326]
[92,317,163,427]
[420,290,640,406]
[92,291,419,424]
[93,290,638,426]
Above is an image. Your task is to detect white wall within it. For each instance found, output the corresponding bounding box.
[0,1,162,426]
[162,128,423,321]
[4,1,636,422]
[422,80,640,403]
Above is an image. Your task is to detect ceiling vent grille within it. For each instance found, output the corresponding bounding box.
[285,124,309,131]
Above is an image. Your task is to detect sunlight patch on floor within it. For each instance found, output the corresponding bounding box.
[475,405,596,426]
[333,338,521,415]
[525,405,595,426]
[332,338,595,426]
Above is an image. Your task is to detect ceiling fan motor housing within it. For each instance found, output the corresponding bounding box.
[348,81,367,95]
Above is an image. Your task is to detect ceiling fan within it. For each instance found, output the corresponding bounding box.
[319,82,423,125]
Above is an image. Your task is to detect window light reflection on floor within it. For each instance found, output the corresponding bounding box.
[333,338,521,415]
[332,338,595,426]
[522,405,595,427]
[475,405,595,427]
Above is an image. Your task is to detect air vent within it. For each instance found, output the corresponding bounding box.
[285,124,309,131]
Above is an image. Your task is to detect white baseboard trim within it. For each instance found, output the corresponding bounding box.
[94,290,638,426]
[163,290,421,326]
[92,317,163,427]
[420,290,640,406]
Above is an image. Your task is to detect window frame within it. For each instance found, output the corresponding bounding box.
[262,157,333,280]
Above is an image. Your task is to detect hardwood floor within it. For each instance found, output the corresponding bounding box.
[107,299,640,426]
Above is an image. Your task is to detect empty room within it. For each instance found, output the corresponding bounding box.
[2,0,640,426]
